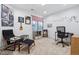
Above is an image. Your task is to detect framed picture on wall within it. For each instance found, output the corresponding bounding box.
[18,17,24,23]
[1,4,14,26]
[47,24,52,28]
[25,16,31,24]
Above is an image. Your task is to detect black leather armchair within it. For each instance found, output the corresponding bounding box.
[2,30,35,53]
[2,30,16,51]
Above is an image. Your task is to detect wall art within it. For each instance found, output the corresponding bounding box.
[18,17,24,23]
[1,4,14,26]
[25,16,31,24]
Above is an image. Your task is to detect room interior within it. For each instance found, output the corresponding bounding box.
[0,4,79,55]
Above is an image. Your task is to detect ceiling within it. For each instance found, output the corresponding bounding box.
[10,4,79,17]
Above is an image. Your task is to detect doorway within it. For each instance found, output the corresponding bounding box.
[32,16,43,39]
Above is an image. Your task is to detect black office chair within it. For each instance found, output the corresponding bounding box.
[56,26,69,47]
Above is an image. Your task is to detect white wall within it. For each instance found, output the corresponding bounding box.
[0,4,2,48]
[13,7,33,39]
[44,6,79,39]
[0,4,33,48]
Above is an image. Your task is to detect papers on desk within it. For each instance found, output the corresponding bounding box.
[10,36,21,41]
[10,37,21,43]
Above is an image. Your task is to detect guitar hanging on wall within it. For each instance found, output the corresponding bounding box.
[20,23,23,30]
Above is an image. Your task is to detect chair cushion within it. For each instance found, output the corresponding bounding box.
[22,39,34,46]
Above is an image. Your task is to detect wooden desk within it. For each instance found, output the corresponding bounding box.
[71,35,79,55]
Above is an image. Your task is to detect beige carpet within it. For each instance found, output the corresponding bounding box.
[0,38,70,55]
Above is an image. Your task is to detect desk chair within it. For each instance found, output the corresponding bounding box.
[56,26,69,47]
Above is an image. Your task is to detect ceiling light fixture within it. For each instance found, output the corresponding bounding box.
[63,4,67,6]
[30,8,35,15]
[41,4,46,6]
[43,11,47,14]
[30,8,35,11]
